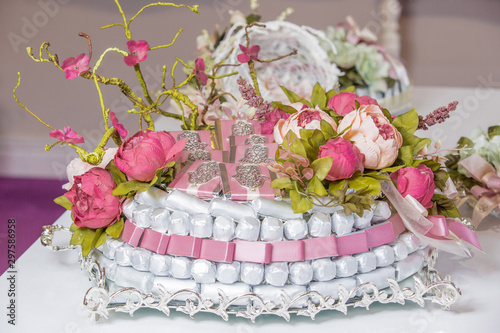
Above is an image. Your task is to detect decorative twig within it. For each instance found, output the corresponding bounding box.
[78,32,92,60]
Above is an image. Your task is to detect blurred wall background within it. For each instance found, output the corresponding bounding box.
[1,0,499,179]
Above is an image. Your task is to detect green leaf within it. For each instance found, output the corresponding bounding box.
[271,101,299,114]
[326,89,337,101]
[70,227,85,246]
[289,189,313,213]
[380,164,405,173]
[398,146,414,166]
[328,179,346,195]
[392,109,418,135]
[113,180,152,196]
[306,175,328,196]
[281,86,304,104]
[81,228,96,257]
[320,120,337,139]
[456,136,474,149]
[413,138,432,155]
[382,108,393,123]
[290,139,308,159]
[309,130,327,150]
[347,174,382,197]
[246,13,262,24]
[271,177,295,190]
[310,82,327,109]
[311,156,333,181]
[54,195,72,210]
[69,222,78,232]
[107,160,127,185]
[488,125,500,139]
[299,129,314,140]
[95,231,108,249]
[338,86,356,93]
[106,218,124,238]
[363,171,391,182]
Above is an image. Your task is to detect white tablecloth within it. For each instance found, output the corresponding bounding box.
[2,86,500,332]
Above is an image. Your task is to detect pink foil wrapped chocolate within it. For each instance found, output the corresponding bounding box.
[228,143,278,164]
[229,134,274,147]
[215,119,262,151]
[171,160,222,198]
[220,163,278,200]
[169,130,213,151]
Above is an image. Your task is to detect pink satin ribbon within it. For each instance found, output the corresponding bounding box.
[120,217,407,263]
[427,215,482,251]
[458,153,500,227]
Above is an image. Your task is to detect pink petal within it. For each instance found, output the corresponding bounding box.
[61,57,76,71]
[248,45,260,59]
[49,128,64,141]
[164,138,187,163]
[238,44,249,53]
[109,110,129,139]
[237,53,251,63]
[195,57,205,72]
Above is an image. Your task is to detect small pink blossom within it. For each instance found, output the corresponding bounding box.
[318,137,365,181]
[237,44,260,63]
[124,40,149,67]
[193,57,208,85]
[50,126,84,144]
[262,108,290,134]
[61,53,90,80]
[109,110,128,139]
[390,164,435,209]
[327,92,379,116]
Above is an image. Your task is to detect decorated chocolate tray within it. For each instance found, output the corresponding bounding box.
[13,0,481,322]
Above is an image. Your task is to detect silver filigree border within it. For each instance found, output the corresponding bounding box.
[77,248,461,322]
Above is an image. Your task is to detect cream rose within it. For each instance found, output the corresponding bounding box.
[337,105,402,169]
[273,107,338,144]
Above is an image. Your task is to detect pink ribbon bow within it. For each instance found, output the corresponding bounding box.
[458,153,500,228]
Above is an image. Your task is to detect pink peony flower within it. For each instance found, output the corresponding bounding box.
[124,40,149,67]
[49,126,84,144]
[114,130,186,182]
[64,167,122,229]
[390,164,435,209]
[193,57,208,85]
[273,108,338,144]
[109,110,128,139]
[61,53,90,80]
[262,108,290,135]
[327,92,379,116]
[318,137,365,181]
[237,44,260,63]
[338,105,402,170]
[63,148,118,190]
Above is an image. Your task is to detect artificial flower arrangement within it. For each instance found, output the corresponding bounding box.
[446,124,500,228]
[12,0,483,321]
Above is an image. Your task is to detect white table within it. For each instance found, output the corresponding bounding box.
[2,86,500,332]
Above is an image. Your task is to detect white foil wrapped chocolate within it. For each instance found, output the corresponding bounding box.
[371,245,395,267]
[334,256,358,277]
[149,254,171,276]
[260,217,283,242]
[235,216,261,241]
[170,256,192,279]
[400,232,422,253]
[371,201,392,223]
[136,186,168,208]
[190,213,213,238]
[309,198,344,214]
[99,238,124,260]
[216,261,241,284]
[131,248,152,272]
[149,208,170,233]
[394,252,424,281]
[209,198,256,220]
[355,266,396,290]
[201,282,251,306]
[151,277,198,301]
[213,216,235,241]
[289,262,313,285]
[354,252,377,273]
[114,266,154,294]
[252,197,302,220]
[353,209,374,230]
[308,212,332,237]
[169,211,191,236]
[284,218,308,240]
[253,285,307,308]
[331,210,355,236]
[311,258,336,282]
[133,204,152,228]
[240,262,264,285]
[265,262,289,286]
[309,278,357,301]
[114,244,135,267]
[164,189,209,215]
[122,198,138,221]
[93,250,117,281]
[391,240,409,261]
[191,259,216,284]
